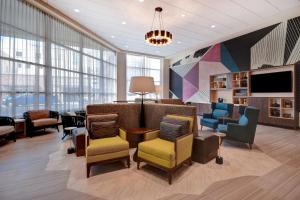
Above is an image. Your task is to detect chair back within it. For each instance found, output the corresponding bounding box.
[211,102,233,119]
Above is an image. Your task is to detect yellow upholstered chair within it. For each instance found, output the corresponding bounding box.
[137,114,194,184]
[85,114,130,178]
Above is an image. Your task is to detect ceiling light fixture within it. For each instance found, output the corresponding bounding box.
[177,41,181,44]
[111,35,115,38]
[145,7,172,46]
[139,0,144,2]
[181,14,185,17]
[122,21,127,25]
[211,25,216,28]
[74,9,80,13]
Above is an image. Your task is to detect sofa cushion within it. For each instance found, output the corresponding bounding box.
[159,122,182,142]
[28,110,49,120]
[90,121,118,139]
[201,118,219,129]
[212,109,228,119]
[0,126,15,136]
[86,136,129,156]
[86,113,118,131]
[217,124,228,133]
[165,114,194,134]
[32,118,57,127]
[139,138,175,161]
[239,115,248,126]
[162,116,190,135]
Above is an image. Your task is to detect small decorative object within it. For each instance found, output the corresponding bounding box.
[145,7,172,46]
[218,98,223,103]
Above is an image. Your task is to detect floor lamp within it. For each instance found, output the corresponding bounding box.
[129,76,156,127]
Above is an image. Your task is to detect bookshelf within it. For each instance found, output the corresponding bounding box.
[232,71,249,105]
[269,97,294,119]
[210,73,232,103]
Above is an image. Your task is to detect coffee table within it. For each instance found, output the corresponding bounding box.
[125,127,155,162]
[215,131,226,165]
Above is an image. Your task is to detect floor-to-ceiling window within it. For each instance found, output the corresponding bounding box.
[0,0,116,117]
[126,54,161,101]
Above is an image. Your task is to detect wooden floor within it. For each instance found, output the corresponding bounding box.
[0,125,300,200]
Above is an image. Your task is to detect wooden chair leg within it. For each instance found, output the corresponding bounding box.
[168,170,173,185]
[56,125,59,132]
[137,158,140,170]
[249,143,253,150]
[188,158,192,166]
[127,156,130,168]
[86,164,91,178]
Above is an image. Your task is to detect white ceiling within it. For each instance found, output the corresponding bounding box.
[43,0,300,57]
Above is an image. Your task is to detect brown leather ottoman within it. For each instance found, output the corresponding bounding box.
[192,131,219,164]
[72,127,86,157]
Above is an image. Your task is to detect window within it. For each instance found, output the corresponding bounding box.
[0,0,116,117]
[126,54,161,101]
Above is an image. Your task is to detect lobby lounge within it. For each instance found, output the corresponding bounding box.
[1,0,300,199]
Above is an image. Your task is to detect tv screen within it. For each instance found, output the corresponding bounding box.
[250,71,292,93]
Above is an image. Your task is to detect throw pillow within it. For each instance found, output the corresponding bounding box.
[162,116,190,135]
[159,122,182,142]
[90,120,118,139]
[86,113,118,131]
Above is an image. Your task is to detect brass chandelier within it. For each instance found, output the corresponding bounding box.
[145,7,172,46]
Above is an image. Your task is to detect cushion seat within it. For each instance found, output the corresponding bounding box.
[0,126,15,136]
[201,118,218,128]
[32,118,58,127]
[217,124,228,133]
[139,138,175,161]
[86,136,129,156]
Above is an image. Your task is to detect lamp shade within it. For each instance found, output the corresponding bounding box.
[129,76,156,94]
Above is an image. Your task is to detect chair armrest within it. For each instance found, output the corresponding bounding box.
[0,116,15,126]
[144,129,160,141]
[50,111,59,120]
[119,128,127,140]
[203,113,212,119]
[175,134,193,165]
[86,134,90,147]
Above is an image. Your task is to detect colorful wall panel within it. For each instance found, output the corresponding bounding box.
[169,16,300,103]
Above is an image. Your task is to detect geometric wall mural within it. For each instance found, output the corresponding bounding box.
[170,15,300,103]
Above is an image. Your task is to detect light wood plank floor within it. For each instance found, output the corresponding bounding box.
[0,125,300,200]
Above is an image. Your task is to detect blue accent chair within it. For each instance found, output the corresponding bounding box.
[217,106,260,149]
[200,102,234,130]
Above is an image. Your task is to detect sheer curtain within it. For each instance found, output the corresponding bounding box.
[0,0,117,117]
[126,54,161,101]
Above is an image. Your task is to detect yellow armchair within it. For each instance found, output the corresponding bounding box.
[137,114,195,184]
[86,127,130,178]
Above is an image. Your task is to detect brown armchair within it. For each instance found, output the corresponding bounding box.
[23,110,59,137]
[0,116,16,142]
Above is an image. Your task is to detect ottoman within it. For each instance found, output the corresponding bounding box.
[72,127,87,157]
[192,131,219,164]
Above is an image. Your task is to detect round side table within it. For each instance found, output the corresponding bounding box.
[215,132,226,165]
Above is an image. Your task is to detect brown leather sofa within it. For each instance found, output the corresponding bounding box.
[0,116,16,142]
[86,103,198,135]
[23,110,59,137]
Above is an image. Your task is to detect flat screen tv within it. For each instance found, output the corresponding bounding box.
[250,71,292,93]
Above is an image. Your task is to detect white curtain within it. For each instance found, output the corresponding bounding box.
[126,54,161,100]
[0,0,117,117]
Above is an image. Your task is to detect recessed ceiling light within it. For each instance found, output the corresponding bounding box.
[181,14,185,17]
[177,41,182,44]
[122,21,126,25]
[124,45,128,48]
[139,0,144,2]
[211,25,216,28]
[111,35,115,38]
[74,9,80,13]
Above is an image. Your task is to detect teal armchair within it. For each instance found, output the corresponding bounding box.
[217,106,259,149]
[200,102,234,130]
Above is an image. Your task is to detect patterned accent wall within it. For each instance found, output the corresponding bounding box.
[169,16,300,103]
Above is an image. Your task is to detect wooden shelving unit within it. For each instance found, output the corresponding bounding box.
[269,97,294,119]
[210,73,232,103]
[232,71,249,105]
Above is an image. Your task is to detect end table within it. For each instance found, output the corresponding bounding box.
[215,132,226,165]
[14,118,26,137]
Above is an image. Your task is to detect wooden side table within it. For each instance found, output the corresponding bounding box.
[14,118,26,137]
[125,127,155,162]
